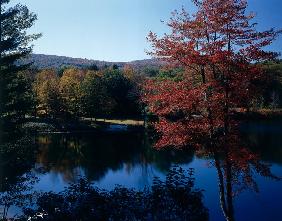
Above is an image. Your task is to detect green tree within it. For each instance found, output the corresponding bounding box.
[112,64,119,70]
[103,68,141,118]
[142,67,159,77]
[81,71,114,119]
[156,68,184,81]
[12,71,34,118]
[262,61,282,108]
[88,64,99,71]
[0,0,41,124]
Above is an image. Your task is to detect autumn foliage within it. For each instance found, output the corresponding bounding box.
[143,0,281,148]
[33,66,142,120]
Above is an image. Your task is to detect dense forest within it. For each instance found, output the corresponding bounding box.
[11,58,282,124]
[31,65,143,120]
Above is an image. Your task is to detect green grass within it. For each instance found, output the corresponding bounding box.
[83,118,144,126]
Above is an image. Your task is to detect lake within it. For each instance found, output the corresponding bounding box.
[1,119,282,221]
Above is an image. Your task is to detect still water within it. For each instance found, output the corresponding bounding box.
[1,119,282,220]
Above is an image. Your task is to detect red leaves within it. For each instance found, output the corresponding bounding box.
[143,77,227,148]
[148,0,280,65]
[143,79,199,116]
[144,0,280,149]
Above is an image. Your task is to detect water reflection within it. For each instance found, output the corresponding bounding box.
[241,119,282,165]
[211,149,279,221]
[0,135,39,219]
[197,122,281,221]
[0,119,281,220]
[0,135,37,191]
[35,132,195,183]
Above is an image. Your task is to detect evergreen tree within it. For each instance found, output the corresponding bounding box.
[0,0,41,124]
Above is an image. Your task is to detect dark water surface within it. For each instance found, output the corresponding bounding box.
[1,120,282,220]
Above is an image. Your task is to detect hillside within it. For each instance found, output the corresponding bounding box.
[20,54,164,71]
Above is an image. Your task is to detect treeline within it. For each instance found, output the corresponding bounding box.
[7,60,282,124]
[261,61,282,109]
[4,60,282,125]
[20,54,123,70]
[30,65,144,120]
[146,61,282,110]
[20,54,164,72]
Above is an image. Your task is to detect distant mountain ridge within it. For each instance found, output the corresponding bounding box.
[21,54,163,70]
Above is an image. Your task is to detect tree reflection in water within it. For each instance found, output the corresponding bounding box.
[25,167,209,221]
[197,131,281,221]
[1,166,209,221]
[0,125,281,220]
[0,135,39,220]
[35,132,195,183]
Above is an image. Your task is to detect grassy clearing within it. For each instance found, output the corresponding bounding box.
[232,108,282,114]
[83,118,144,126]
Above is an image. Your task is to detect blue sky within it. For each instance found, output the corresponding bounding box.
[16,0,282,62]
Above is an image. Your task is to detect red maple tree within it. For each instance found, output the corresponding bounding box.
[143,0,281,148]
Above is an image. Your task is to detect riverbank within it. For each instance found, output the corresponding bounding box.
[20,117,144,134]
[233,108,282,120]
[20,109,282,134]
